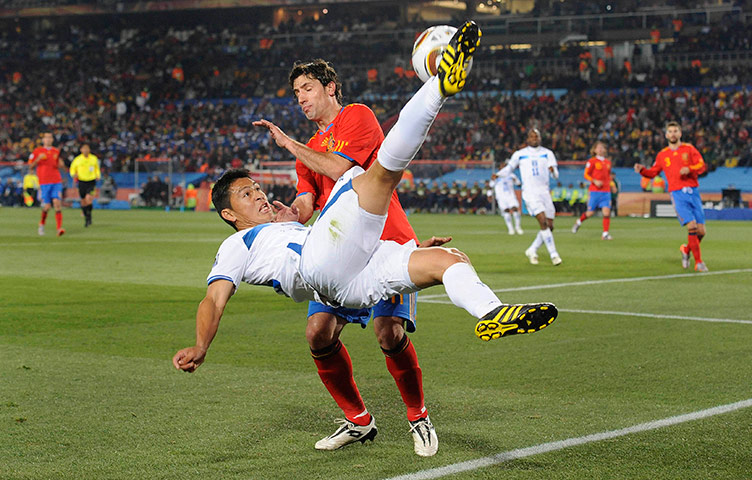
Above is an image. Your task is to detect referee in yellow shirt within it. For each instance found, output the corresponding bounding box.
[69,144,101,227]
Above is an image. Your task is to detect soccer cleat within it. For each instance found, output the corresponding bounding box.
[695,262,709,273]
[437,20,481,97]
[680,244,690,269]
[56,228,65,237]
[475,303,558,341]
[551,255,563,266]
[38,224,45,236]
[508,229,515,235]
[314,416,377,451]
[602,232,613,240]
[409,416,438,457]
[515,227,524,235]
[525,247,539,265]
[571,220,581,233]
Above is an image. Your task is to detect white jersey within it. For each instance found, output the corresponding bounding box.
[491,170,519,199]
[502,146,558,194]
[207,221,318,303]
[206,167,418,309]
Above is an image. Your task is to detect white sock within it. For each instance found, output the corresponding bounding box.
[377,76,445,172]
[442,262,502,319]
[513,211,522,230]
[540,228,559,257]
[530,231,543,251]
[502,212,514,232]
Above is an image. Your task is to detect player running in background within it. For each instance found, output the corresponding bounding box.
[500,128,562,266]
[572,140,613,240]
[174,21,557,452]
[254,58,441,456]
[28,132,65,236]
[70,144,101,227]
[490,165,523,235]
[634,121,708,272]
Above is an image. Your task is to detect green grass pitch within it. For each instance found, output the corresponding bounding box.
[2,207,751,479]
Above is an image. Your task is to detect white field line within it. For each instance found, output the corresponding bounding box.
[384,398,752,480]
[560,308,752,325]
[418,269,752,300]
[419,300,751,325]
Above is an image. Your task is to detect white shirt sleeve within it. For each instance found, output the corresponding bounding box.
[500,154,520,177]
[207,236,246,287]
[547,149,559,179]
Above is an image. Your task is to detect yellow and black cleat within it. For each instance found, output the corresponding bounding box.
[475,303,558,341]
[437,20,482,97]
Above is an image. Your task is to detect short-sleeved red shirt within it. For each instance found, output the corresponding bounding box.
[584,156,612,192]
[29,147,62,185]
[296,104,418,244]
[641,143,705,191]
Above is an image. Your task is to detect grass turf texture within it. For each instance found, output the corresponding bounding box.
[1,207,751,479]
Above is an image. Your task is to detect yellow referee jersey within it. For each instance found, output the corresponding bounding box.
[70,154,101,182]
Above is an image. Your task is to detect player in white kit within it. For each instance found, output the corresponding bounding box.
[490,166,523,235]
[173,23,558,380]
[500,128,562,266]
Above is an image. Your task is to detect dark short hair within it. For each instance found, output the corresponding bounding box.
[665,121,681,130]
[289,59,342,104]
[212,169,252,230]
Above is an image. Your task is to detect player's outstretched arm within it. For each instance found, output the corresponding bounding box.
[172,279,235,373]
[253,119,351,180]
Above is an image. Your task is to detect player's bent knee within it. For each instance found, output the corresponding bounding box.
[373,317,405,350]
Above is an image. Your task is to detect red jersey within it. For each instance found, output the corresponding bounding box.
[641,143,705,192]
[296,104,417,244]
[584,156,612,192]
[29,146,62,185]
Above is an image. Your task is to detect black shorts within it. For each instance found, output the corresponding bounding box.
[78,180,96,198]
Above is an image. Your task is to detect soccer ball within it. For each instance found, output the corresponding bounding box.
[411,25,473,83]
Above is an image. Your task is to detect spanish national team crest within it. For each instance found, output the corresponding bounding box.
[682,152,689,161]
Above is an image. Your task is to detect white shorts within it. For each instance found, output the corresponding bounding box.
[299,167,419,308]
[495,193,519,211]
[522,189,555,219]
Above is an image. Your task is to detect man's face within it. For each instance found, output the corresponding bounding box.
[594,142,606,157]
[223,177,273,229]
[81,145,90,156]
[292,74,334,122]
[527,129,541,147]
[42,133,53,147]
[665,126,682,144]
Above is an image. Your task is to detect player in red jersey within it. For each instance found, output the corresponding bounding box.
[572,141,613,240]
[28,132,65,236]
[634,121,708,271]
[254,59,442,455]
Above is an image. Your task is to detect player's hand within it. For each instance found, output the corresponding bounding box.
[172,346,206,372]
[253,119,293,150]
[272,201,299,223]
[633,163,645,173]
[679,166,690,176]
[593,179,603,188]
[419,236,452,248]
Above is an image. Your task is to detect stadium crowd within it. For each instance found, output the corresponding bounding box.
[1,9,752,187]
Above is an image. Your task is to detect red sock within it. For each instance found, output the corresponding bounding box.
[312,341,370,425]
[55,211,63,230]
[579,213,587,222]
[603,216,610,233]
[40,211,48,225]
[384,336,426,422]
[688,230,702,263]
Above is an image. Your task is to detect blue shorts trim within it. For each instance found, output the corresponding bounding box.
[307,292,418,332]
[587,191,611,211]
[40,183,62,204]
[671,188,705,226]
